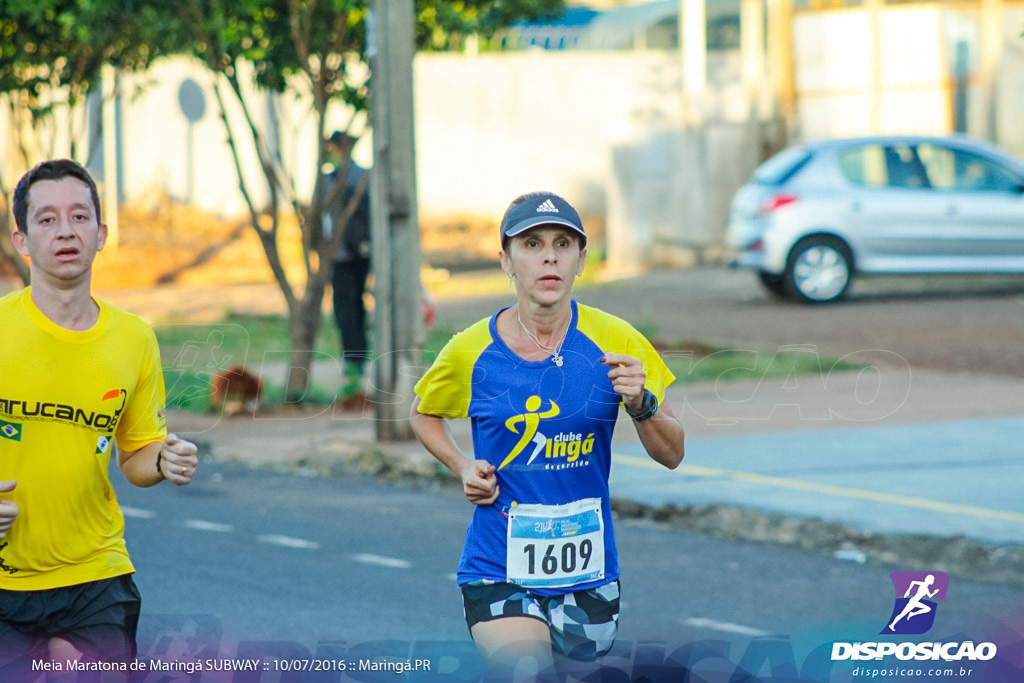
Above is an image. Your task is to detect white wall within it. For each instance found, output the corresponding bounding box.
[413,51,687,222]
[116,59,368,216]
[792,4,1024,159]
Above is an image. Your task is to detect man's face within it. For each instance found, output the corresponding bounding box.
[13,177,107,285]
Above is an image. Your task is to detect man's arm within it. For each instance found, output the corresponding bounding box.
[0,480,18,538]
[119,433,198,487]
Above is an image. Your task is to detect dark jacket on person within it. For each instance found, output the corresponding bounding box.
[324,162,370,263]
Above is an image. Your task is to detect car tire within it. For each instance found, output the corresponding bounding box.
[757,271,788,299]
[782,237,853,303]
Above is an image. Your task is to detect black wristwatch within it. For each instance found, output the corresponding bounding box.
[625,389,658,422]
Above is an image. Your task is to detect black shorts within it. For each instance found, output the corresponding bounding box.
[0,574,141,674]
[462,579,620,661]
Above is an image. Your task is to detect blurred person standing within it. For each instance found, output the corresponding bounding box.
[410,191,684,679]
[0,159,199,676]
[322,131,372,400]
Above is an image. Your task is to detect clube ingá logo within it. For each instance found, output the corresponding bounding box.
[882,570,949,635]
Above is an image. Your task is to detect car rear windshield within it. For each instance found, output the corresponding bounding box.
[751,147,813,185]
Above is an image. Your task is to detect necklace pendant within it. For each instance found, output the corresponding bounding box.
[553,354,563,367]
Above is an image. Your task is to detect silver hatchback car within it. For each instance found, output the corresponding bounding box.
[726,135,1024,303]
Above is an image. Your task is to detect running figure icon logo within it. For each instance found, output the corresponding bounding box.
[881,571,949,635]
[500,395,560,470]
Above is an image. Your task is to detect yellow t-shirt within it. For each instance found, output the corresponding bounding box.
[0,288,167,590]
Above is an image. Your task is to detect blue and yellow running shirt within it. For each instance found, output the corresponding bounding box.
[415,300,674,596]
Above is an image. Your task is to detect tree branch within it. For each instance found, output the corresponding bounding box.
[210,73,297,312]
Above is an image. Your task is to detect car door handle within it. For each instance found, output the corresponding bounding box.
[850,201,862,212]
[945,205,957,216]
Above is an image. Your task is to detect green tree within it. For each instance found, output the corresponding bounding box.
[0,0,183,283]
[163,0,563,401]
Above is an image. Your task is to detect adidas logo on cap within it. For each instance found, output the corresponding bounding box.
[499,191,586,242]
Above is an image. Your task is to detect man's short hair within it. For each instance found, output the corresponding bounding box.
[12,159,102,233]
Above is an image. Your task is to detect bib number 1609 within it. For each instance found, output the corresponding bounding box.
[506,498,605,588]
[523,538,593,576]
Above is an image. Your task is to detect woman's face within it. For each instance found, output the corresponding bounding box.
[500,226,586,307]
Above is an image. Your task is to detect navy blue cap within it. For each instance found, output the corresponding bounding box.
[499,192,586,243]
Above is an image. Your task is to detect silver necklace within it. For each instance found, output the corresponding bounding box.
[517,309,570,367]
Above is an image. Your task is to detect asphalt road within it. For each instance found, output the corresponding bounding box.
[114,460,1024,681]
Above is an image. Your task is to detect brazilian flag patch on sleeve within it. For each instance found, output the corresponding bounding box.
[0,420,22,442]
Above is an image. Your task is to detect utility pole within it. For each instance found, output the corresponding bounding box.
[679,0,707,127]
[766,0,795,141]
[368,0,423,441]
[101,64,119,253]
[978,0,1003,141]
[741,0,766,159]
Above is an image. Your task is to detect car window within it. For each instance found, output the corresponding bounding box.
[839,144,930,189]
[839,145,886,187]
[752,147,813,185]
[917,143,1023,192]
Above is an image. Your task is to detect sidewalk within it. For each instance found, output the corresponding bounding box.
[169,362,1024,586]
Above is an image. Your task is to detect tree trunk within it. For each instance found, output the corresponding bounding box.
[0,238,30,286]
[284,282,327,403]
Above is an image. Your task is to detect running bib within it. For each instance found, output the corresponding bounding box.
[506,498,605,588]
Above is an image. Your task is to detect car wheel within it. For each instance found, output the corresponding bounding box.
[757,271,787,299]
[783,237,853,303]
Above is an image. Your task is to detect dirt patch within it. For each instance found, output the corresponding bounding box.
[92,195,306,291]
[82,196,510,291]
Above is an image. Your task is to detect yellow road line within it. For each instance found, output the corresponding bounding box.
[612,453,1024,525]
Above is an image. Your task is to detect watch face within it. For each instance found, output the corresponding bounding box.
[628,390,657,419]
[643,390,659,418]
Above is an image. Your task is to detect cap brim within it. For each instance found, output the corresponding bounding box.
[503,216,586,239]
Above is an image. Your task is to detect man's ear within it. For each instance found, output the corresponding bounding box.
[96,223,109,251]
[11,229,28,256]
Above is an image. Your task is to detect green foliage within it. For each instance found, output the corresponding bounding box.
[0,0,184,108]
[169,0,368,98]
[416,0,564,50]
